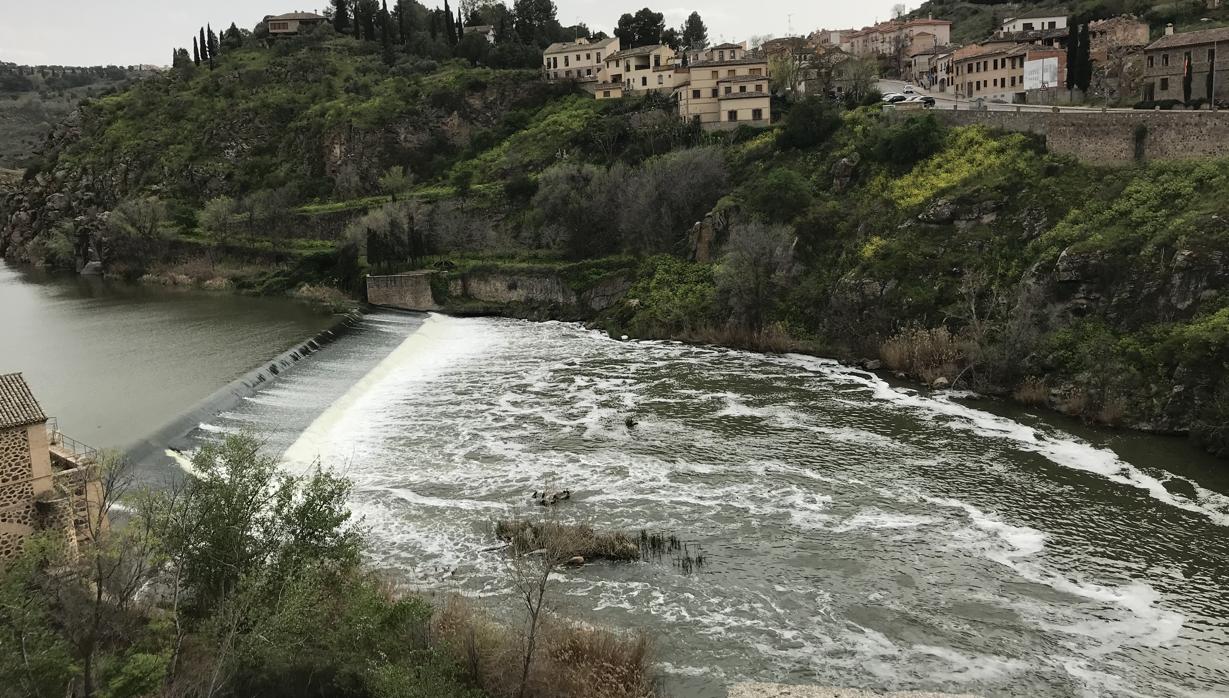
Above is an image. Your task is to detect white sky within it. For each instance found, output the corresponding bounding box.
[1,0,905,67]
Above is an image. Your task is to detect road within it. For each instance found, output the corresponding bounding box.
[877,79,1138,113]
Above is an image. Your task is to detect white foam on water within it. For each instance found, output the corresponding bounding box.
[795,356,1229,529]
[832,508,938,533]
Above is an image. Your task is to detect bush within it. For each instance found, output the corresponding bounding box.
[868,113,945,169]
[494,520,641,561]
[880,325,965,385]
[778,97,842,150]
[742,168,812,223]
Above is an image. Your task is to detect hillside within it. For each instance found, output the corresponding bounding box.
[908,0,1229,44]
[0,63,151,168]
[1,32,1227,460]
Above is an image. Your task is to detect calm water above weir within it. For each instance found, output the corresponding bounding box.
[185,314,1229,698]
[0,262,337,449]
[5,262,1229,696]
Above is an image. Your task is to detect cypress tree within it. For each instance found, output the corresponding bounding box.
[199,27,209,62]
[1076,23,1091,92]
[193,37,201,66]
[332,0,351,33]
[381,1,395,65]
[207,24,219,59]
[1065,23,1078,91]
[429,11,438,39]
[456,9,463,43]
[444,0,457,45]
[396,0,408,45]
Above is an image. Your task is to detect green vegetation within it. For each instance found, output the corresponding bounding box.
[0,434,657,697]
[4,28,1229,455]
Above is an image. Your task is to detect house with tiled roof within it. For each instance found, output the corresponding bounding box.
[1143,24,1229,102]
[263,11,327,35]
[0,373,103,564]
[544,36,619,82]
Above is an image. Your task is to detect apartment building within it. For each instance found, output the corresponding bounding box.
[953,44,1065,101]
[543,36,619,82]
[1000,10,1068,34]
[843,18,952,58]
[604,44,679,92]
[675,56,771,129]
[1143,25,1229,102]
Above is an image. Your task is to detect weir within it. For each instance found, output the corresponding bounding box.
[367,272,439,312]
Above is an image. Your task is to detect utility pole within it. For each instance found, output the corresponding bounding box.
[787,13,794,37]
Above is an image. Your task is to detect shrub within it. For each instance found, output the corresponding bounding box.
[778,97,842,150]
[494,520,640,561]
[1013,377,1048,405]
[742,168,812,223]
[880,325,964,385]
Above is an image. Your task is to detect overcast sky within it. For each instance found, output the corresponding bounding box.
[1,0,906,67]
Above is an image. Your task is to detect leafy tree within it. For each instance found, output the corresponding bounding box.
[715,222,797,332]
[102,196,169,267]
[778,97,841,149]
[223,22,244,50]
[0,542,77,697]
[661,27,681,51]
[379,165,414,200]
[615,8,665,48]
[742,168,812,223]
[332,0,351,33]
[200,195,239,268]
[681,11,707,49]
[513,0,559,47]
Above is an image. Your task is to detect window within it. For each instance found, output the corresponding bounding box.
[1048,21,1056,29]
[727,110,738,122]
[755,83,763,92]
[711,70,719,78]
[1010,76,1016,86]
[596,53,601,61]
[719,50,725,60]
[575,54,581,62]
[641,76,647,86]
[711,88,718,97]
[654,55,661,67]
[586,68,593,76]
[1147,55,1154,68]
[1023,22,1034,31]
[1163,53,1169,67]
[1161,77,1170,90]
[692,89,701,98]
[728,70,736,77]
[752,108,763,121]
[750,68,762,75]
[657,74,663,84]
[724,86,732,94]
[993,59,998,70]
[564,56,569,67]
[603,90,611,97]
[739,85,747,92]
[586,53,591,60]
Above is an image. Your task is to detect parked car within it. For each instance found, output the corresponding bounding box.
[903,84,916,94]
[903,95,936,108]
[881,93,908,104]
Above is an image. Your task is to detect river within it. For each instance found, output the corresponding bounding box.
[4,263,1229,696]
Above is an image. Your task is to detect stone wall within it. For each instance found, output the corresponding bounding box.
[367,270,632,318]
[367,272,440,311]
[922,109,1229,165]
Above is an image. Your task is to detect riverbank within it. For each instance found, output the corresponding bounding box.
[366,259,1229,463]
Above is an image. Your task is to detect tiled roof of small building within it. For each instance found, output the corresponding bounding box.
[1147,26,1229,51]
[605,44,666,61]
[0,373,47,430]
[265,11,326,21]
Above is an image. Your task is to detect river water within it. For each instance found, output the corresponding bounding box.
[0,263,337,449]
[5,263,1229,696]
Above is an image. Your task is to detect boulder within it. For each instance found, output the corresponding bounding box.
[918,198,957,224]
[931,377,950,389]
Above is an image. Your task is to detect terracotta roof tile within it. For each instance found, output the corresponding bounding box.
[0,373,47,430]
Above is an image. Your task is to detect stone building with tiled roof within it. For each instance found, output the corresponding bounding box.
[1143,25,1229,102]
[263,11,327,35]
[544,36,619,82]
[0,373,103,564]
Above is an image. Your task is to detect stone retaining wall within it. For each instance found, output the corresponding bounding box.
[920,109,1229,165]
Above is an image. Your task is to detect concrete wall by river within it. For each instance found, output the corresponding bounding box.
[367,269,631,318]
